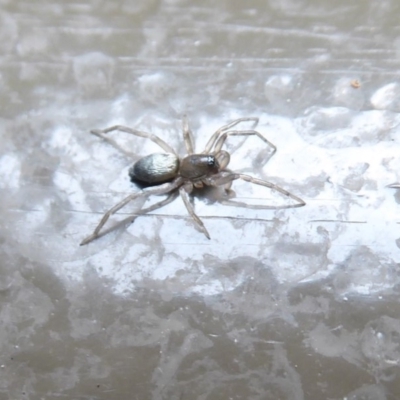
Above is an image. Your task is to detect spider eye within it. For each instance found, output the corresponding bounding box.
[207,156,220,173]
[207,156,216,166]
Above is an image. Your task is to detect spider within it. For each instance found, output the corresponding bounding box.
[80,117,305,245]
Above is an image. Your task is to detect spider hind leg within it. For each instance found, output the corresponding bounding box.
[204,172,305,210]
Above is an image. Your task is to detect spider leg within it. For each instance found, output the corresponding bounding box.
[91,125,177,156]
[182,115,195,154]
[213,130,277,160]
[203,117,259,153]
[80,190,179,245]
[204,172,305,210]
[179,186,211,239]
[80,179,182,245]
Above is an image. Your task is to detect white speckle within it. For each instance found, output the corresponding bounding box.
[370,82,400,111]
[49,127,73,149]
[0,154,21,189]
[266,74,294,89]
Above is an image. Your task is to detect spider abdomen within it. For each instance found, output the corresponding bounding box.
[129,153,179,184]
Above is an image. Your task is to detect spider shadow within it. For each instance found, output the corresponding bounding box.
[131,176,229,209]
[190,185,231,206]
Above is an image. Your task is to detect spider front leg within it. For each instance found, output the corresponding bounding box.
[80,179,183,245]
[203,172,305,210]
[90,125,177,156]
[182,115,195,154]
[203,117,259,153]
[179,183,211,239]
[213,129,277,161]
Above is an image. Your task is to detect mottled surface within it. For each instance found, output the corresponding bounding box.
[1,0,400,399]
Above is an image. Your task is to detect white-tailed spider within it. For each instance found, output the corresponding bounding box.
[80,117,305,245]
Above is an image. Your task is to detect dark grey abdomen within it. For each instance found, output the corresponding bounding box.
[129,153,179,184]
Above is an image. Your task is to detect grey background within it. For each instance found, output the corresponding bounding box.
[1,0,400,399]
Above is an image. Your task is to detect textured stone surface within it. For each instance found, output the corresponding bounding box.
[1,1,400,399]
